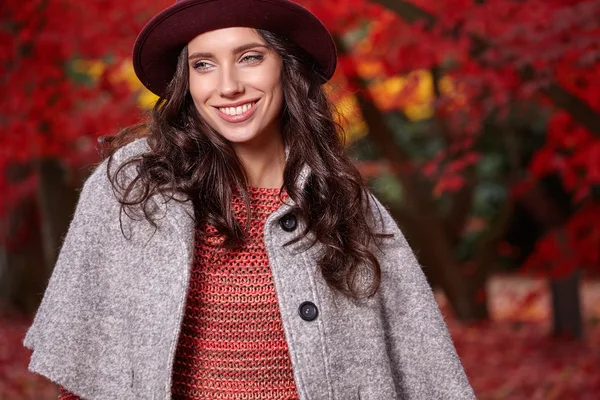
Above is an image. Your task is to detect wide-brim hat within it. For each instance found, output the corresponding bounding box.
[133,0,337,97]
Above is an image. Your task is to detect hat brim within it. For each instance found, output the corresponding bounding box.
[133,0,337,97]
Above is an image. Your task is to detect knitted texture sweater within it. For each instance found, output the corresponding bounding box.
[58,187,298,400]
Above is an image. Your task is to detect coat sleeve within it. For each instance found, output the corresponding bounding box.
[23,159,116,395]
[368,194,476,399]
[23,139,150,398]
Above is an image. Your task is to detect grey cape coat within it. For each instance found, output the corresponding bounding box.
[24,138,475,400]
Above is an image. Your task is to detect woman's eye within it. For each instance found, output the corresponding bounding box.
[241,54,264,63]
[193,61,212,71]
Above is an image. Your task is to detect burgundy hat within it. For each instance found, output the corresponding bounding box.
[133,0,337,97]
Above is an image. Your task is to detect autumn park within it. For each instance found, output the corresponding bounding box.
[1,0,600,398]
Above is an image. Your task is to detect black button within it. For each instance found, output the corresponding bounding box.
[279,213,297,232]
[298,301,319,321]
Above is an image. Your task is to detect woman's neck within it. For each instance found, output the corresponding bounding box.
[233,134,286,189]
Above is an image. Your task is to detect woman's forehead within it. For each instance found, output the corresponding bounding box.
[187,27,265,53]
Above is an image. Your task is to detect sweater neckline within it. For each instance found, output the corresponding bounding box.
[233,186,288,205]
[247,186,283,194]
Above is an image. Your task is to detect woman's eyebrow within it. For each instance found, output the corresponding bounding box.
[188,43,268,61]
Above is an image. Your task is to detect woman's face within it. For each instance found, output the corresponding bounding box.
[187,27,284,147]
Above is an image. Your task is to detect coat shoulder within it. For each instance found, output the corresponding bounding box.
[364,191,409,248]
[110,136,151,164]
[88,137,151,185]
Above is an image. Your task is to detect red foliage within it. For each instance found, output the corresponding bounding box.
[299,0,600,275]
[0,0,170,217]
[2,0,599,274]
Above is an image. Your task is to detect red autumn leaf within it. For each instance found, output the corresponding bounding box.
[433,175,466,196]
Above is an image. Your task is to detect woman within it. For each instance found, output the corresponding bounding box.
[24,0,475,399]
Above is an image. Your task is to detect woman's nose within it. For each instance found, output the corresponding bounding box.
[218,66,243,97]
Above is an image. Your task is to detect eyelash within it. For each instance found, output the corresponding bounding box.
[241,54,263,63]
[192,54,264,71]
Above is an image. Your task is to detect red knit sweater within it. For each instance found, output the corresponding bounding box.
[58,187,299,400]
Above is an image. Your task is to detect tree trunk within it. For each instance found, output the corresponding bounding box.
[0,158,84,315]
[36,158,79,273]
[386,192,489,321]
[0,200,48,316]
[550,269,583,339]
[333,34,497,322]
[353,86,492,321]
[518,186,584,338]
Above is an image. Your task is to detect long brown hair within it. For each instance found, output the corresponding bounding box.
[106,29,385,299]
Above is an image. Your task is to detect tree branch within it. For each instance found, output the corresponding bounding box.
[430,66,476,245]
[368,0,600,136]
[369,0,436,25]
[542,83,600,135]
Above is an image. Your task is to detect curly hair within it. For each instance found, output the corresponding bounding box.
[105,29,385,299]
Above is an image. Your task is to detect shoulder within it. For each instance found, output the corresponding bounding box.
[364,190,409,248]
[103,137,151,180]
[83,137,151,194]
[58,137,152,229]
[110,136,152,162]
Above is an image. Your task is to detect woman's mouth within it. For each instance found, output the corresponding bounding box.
[215,100,259,123]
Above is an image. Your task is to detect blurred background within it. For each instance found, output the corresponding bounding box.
[1,0,599,398]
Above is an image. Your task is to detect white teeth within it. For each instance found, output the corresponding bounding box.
[219,101,255,116]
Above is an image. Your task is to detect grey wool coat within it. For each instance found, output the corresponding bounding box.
[24,138,475,400]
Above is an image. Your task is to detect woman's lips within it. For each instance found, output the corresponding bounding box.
[215,100,259,123]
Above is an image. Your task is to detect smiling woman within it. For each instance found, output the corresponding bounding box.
[186,28,286,185]
[23,1,475,399]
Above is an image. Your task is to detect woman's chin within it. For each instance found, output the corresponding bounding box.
[220,131,261,145]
